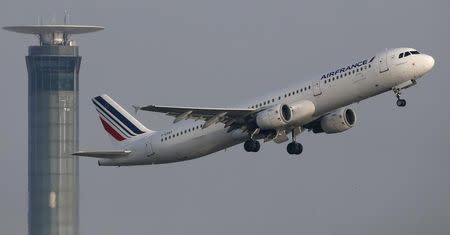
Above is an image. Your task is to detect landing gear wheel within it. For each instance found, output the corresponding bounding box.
[295,142,303,154]
[244,140,260,152]
[287,142,303,155]
[396,99,406,107]
[252,140,260,152]
[244,140,253,152]
[394,89,406,107]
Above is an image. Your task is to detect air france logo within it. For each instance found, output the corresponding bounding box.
[321,59,369,80]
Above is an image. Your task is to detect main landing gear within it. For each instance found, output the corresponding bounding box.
[244,139,260,152]
[287,130,302,155]
[244,128,261,152]
[394,88,406,107]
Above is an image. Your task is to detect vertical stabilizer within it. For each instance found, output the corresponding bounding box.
[92,94,151,143]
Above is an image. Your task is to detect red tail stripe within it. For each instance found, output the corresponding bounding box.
[99,117,126,141]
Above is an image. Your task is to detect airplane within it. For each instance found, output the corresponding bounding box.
[74,47,435,166]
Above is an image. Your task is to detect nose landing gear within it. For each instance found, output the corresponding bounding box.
[396,99,406,107]
[394,88,406,107]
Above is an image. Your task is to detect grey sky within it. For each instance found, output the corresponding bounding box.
[1,0,450,234]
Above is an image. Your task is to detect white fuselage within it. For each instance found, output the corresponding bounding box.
[99,48,434,166]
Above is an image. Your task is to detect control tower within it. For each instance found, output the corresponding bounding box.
[4,24,103,235]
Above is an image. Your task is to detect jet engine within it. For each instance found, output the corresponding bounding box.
[286,100,316,125]
[312,107,356,134]
[256,104,291,130]
[256,100,316,130]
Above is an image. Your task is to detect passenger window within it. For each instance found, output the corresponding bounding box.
[324,80,327,84]
[263,101,266,105]
[340,74,343,78]
[368,64,371,68]
[278,96,281,100]
[332,77,335,81]
[404,51,411,57]
[300,89,303,92]
[272,98,275,102]
[308,86,311,89]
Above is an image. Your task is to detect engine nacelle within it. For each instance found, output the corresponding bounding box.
[287,100,316,126]
[256,100,316,130]
[314,108,356,134]
[256,104,291,130]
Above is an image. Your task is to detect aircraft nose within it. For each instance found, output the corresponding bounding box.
[422,54,435,74]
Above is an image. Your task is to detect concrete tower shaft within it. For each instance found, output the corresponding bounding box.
[4,24,103,235]
[27,45,80,235]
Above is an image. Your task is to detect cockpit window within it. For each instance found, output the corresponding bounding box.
[369,56,375,63]
[399,50,420,59]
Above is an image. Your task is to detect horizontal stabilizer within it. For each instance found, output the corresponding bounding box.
[72,150,131,159]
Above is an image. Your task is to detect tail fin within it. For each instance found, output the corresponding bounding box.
[92,94,151,142]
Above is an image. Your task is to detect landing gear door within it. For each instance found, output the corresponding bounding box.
[378,52,389,73]
[312,81,322,96]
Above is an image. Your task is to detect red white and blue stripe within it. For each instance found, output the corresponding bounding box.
[92,94,149,141]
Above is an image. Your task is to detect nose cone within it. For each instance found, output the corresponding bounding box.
[421,54,435,74]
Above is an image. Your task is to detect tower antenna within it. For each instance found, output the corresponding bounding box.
[64,10,70,25]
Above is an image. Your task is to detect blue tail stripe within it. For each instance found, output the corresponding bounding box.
[94,96,145,135]
[96,108,134,138]
[93,100,136,137]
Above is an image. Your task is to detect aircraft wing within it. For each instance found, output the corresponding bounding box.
[137,105,257,129]
[72,150,131,158]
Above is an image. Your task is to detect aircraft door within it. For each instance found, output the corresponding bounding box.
[146,138,155,157]
[378,52,389,73]
[312,81,322,96]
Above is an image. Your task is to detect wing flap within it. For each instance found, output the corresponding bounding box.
[138,105,255,125]
[140,105,254,116]
[72,150,131,159]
